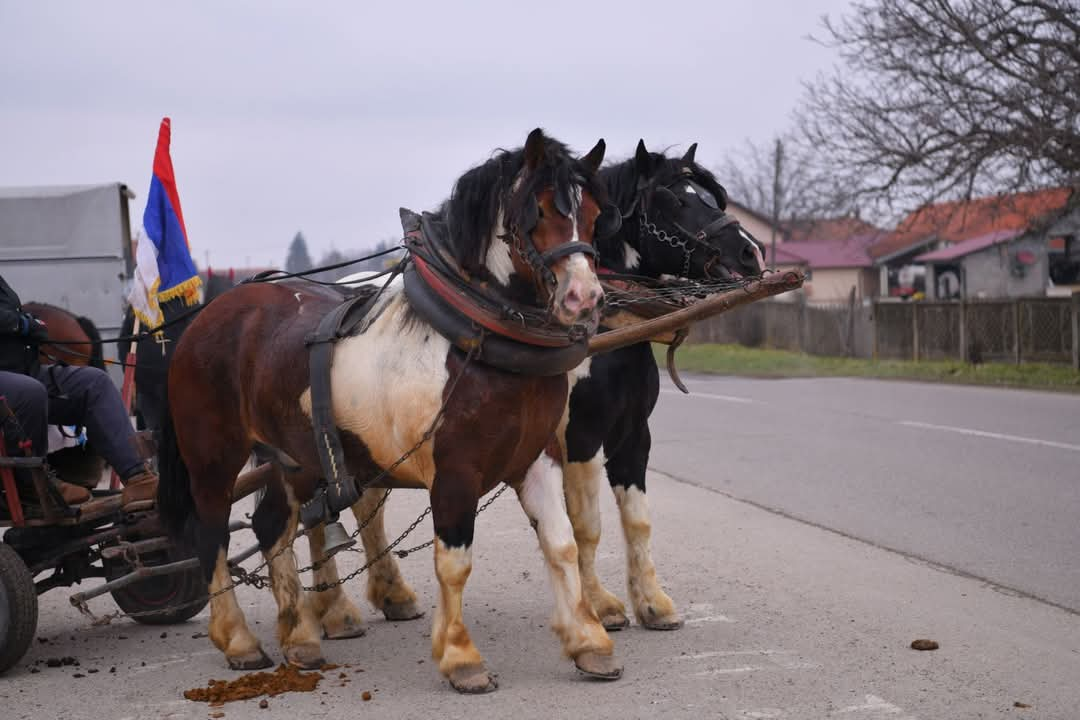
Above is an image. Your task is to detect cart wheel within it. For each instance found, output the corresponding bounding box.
[0,543,38,675]
[105,546,208,625]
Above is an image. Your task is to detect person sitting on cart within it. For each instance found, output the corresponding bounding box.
[0,273,158,511]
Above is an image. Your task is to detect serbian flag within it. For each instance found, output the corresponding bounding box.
[127,117,202,327]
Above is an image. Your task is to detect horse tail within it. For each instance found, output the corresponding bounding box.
[156,391,196,543]
[75,315,105,370]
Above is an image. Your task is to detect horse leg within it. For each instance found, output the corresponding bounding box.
[254,473,325,668]
[606,424,682,630]
[428,478,494,693]
[517,452,620,680]
[181,430,269,669]
[563,453,630,630]
[352,489,423,621]
[206,547,272,669]
[305,525,367,640]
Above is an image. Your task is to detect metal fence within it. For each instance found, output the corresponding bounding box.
[687,294,1080,368]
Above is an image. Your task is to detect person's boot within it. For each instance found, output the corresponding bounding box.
[43,468,91,506]
[56,479,92,505]
[121,468,158,512]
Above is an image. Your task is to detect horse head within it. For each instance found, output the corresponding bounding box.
[444,128,619,335]
[598,140,766,281]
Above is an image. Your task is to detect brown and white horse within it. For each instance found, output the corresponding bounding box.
[158,129,619,692]
[320,142,767,640]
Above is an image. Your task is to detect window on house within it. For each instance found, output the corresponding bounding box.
[1049,235,1079,284]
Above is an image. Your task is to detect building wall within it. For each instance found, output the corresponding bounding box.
[805,267,878,302]
[727,206,777,247]
[961,235,1047,298]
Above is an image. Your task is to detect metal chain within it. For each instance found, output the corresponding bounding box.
[391,483,511,560]
[640,212,693,278]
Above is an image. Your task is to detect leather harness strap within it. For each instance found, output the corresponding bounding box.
[299,283,389,530]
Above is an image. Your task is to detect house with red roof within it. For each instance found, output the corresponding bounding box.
[868,188,1079,300]
[727,200,884,303]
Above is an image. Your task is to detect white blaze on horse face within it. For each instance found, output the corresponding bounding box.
[485,208,515,285]
[739,227,767,273]
[552,188,602,327]
[623,242,641,270]
[298,289,450,488]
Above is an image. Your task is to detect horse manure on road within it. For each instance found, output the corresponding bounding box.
[184,664,324,704]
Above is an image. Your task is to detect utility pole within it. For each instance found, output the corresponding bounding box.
[770,137,784,270]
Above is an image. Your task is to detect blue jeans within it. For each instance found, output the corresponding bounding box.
[0,366,143,479]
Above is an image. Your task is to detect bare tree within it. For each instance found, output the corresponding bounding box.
[722,134,818,222]
[800,0,1080,217]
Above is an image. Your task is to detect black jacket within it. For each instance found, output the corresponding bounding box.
[0,275,40,376]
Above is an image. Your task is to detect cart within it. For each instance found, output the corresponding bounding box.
[0,417,209,675]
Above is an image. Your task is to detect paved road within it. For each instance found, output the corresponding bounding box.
[3,376,1080,719]
[649,374,1080,614]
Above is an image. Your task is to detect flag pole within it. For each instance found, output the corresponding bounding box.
[112,317,141,490]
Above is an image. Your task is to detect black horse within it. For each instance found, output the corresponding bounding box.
[561,140,766,630]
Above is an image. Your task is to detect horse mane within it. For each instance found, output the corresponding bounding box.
[596,150,730,263]
[436,133,609,273]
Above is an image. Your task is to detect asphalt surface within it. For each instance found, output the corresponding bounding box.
[649,374,1080,614]
[3,375,1079,719]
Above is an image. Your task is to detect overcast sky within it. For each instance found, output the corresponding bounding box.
[1,1,852,269]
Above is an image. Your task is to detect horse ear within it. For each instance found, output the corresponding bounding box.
[635,139,653,178]
[524,128,546,171]
[581,139,606,173]
[682,142,698,165]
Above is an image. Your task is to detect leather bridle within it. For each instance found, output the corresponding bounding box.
[623,174,742,279]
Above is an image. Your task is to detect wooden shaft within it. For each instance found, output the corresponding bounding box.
[587,271,804,356]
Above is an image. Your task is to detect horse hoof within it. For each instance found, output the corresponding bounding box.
[601,613,630,631]
[448,664,499,694]
[227,649,274,671]
[324,623,367,640]
[284,644,325,670]
[382,600,424,622]
[641,616,684,631]
[574,651,623,680]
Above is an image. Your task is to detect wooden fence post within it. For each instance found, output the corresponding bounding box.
[846,286,856,358]
[798,297,807,354]
[1013,300,1021,364]
[912,303,920,362]
[871,300,879,361]
[1072,291,1079,371]
[958,299,967,363]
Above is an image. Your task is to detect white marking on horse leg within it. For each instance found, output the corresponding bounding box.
[563,451,626,624]
[613,485,679,626]
[517,454,612,659]
[623,242,641,270]
[352,490,419,613]
[265,502,323,667]
[207,549,263,663]
[306,525,365,639]
[431,538,484,675]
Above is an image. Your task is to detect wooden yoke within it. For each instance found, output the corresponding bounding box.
[588,271,805,356]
